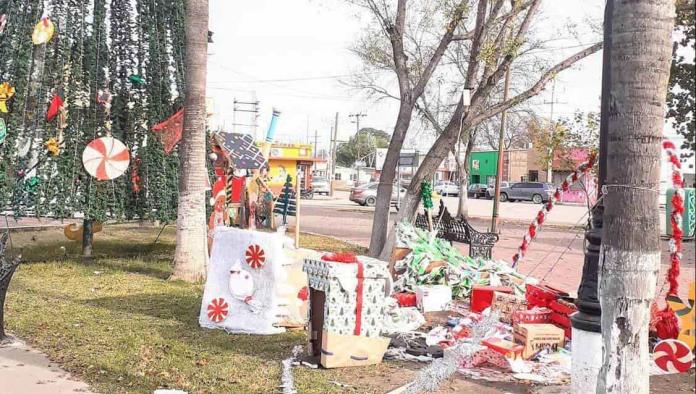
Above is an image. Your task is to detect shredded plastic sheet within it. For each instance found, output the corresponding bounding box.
[394,222,527,298]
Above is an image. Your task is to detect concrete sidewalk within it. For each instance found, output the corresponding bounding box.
[0,336,94,394]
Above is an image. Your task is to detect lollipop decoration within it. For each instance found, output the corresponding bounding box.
[245,244,266,269]
[82,136,130,180]
[653,339,694,373]
[32,17,55,45]
[206,298,229,323]
[0,82,15,113]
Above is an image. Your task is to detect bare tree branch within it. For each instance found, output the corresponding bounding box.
[471,42,603,124]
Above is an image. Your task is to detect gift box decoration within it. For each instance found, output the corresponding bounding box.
[513,323,565,360]
[470,285,513,313]
[525,283,569,309]
[482,337,524,360]
[548,298,577,339]
[490,291,527,324]
[304,255,392,368]
[199,227,287,335]
[415,284,452,313]
[512,307,552,326]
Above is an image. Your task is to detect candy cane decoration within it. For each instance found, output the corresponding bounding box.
[511,153,596,268]
[662,139,684,296]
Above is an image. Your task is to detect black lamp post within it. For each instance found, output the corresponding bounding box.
[569,1,611,391]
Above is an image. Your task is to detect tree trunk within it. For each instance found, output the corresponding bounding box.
[171,0,209,282]
[81,218,93,259]
[596,1,674,392]
[368,100,413,257]
[456,137,474,217]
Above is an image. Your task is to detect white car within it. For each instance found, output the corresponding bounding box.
[434,181,460,196]
[486,181,509,199]
[311,177,330,195]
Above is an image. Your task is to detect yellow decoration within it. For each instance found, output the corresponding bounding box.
[0,82,15,113]
[64,222,103,241]
[44,137,60,156]
[32,17,55,45]
[667,282,696,351]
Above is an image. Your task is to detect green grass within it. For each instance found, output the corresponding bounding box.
[4,224,403,394]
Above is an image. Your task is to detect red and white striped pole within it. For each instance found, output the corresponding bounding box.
[511,153,596,268]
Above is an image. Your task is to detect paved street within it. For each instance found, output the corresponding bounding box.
[299,192,693,299]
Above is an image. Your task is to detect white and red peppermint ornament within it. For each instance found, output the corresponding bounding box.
[653,339,694,373]
[82,137,130,180]
[206,297,229,323]
[511,153,596,268]
[245,244,266,269]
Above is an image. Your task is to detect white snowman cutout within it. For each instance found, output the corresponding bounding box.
[228,259,261,313]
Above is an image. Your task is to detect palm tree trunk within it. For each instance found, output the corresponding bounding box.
[596,1,674,392]
[171,0,209,282]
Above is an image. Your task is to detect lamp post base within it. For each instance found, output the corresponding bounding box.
[571,327,602,393]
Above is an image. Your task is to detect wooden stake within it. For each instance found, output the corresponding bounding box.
[295,175,301,248]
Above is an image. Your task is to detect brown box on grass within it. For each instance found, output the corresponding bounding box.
[320,330,391,368]
[513,323,565,359]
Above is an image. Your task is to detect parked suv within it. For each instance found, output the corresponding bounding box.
[499,182,555,204]
[311,176,330,196]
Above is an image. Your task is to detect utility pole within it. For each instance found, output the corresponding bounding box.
[543,79,567,184]
[491,67,512,233]
[330,112,339,196]
[349,113,366,185]
[232,97,259,136]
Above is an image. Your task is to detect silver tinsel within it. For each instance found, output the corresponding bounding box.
[280,345,303,394]
[403,312,501,394]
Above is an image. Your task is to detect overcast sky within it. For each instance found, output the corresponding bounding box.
[206,0,689,164]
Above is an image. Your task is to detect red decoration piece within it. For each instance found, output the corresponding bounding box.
[525,283,569,309]
[152,109,183,154]
[130,156,142,193]
[46,93,63,121]
[244,244,266,269]
[653,139,686,337]
[206,298,229,323]
[392,292,417,307]
[653,339,694,373]
[470,285,513,313]
[512,307,552,326]
[297,286,309,301]
[321,252,358,263]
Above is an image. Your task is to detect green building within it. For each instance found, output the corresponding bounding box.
[468,151,499,185]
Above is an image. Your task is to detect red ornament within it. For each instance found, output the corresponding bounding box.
[321,252,358,263]
[206,298,229,323]
[244,244,266,269]
[297,286,308,301]
[46,93,64,121]
[653,339,694,373]
[152,109,183,154]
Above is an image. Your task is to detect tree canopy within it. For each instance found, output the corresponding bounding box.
[667,0,695,157]
[336,127,390,168]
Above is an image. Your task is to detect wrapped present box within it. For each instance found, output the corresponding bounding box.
[199,227,287,335]
[470,285,513,313]
[415,284,452,312]
[513,323,565,359]
[490,291,527,324]
[548,298,577,339]
[304,256,391,368]
[525,283,568,309]
[482,337,524,359]
[512,307,552,326]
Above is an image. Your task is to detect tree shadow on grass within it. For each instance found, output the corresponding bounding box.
[81,292,305,362]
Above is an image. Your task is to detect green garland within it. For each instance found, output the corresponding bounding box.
[420,181,434,209]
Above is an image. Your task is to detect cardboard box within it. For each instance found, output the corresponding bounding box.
[490,291,527,324]
[320,330,390,368]
[513,323,565,359]
[416,285,452,312]
[470,285,513,312]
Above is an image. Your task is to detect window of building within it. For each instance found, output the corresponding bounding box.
[335,173,341,180]
[528,170,539,182]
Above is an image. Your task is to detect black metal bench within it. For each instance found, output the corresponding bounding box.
[1,233,21,340]
[415,200,499,259]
